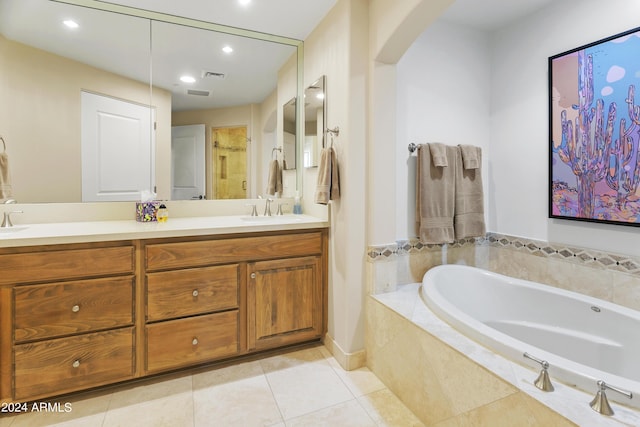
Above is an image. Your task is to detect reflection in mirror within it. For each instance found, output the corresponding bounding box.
[151,20,299,200]
[304,76,326,168]
[282,98,297,170]
[0,0,151,203]
[0,0,303,203]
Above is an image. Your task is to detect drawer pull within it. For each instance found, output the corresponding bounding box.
[250,273,256,279]
[72,360,80,368]
[71,304,80,313]
[192,338,199,346]
[192,289,199,297]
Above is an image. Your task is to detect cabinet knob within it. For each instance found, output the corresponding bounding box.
[250,273,256,279]
[192,289,199,297]
[71,304,80,313]
[72,360,80,368]
[192,338,199,346]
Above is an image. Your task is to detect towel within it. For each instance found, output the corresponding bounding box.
[429,143,448,167]
[266,159,282,196]
[314,147,340,204]
[416,144,456,244]
[0,150,12,200]
[454,145,486,239]
[458,144,480,169]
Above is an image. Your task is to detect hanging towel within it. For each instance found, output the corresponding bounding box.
[416,144,456,244]
[314,147,340,204]
[0,142,12,200]
[454,145,486,239]
[266,159,282,196]
[458,144,480,169]
[429,143,448,167]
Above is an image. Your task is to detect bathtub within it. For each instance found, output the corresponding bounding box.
[420,264,640,409]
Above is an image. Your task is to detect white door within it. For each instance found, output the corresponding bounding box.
[171,124,205,200]
[81,91,154,202]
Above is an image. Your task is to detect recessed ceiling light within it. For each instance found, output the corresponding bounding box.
[63,20,79,29]
[222,46,233,54]
[238,0,251,6]
[180,75,196,83]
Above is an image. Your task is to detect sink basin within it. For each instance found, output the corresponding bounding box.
[0,225,29,234]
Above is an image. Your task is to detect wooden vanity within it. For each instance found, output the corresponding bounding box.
[0,223,327,403]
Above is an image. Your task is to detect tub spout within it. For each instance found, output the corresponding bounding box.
[523,352,554,392]
[590,380,632,416]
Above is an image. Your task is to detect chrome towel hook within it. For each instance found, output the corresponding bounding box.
[0,135,5,152]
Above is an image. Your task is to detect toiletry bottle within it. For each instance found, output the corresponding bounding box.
[293,192,303,214]
[157,204,168,222]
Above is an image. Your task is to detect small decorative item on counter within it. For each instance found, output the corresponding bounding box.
[136,201,160,222]
[157,204,168,223]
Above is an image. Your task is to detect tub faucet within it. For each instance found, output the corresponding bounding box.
[3,199,16,204]
[523,352,554,392]
[590,380,632,416]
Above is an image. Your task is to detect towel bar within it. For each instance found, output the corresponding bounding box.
[408,143,418,153]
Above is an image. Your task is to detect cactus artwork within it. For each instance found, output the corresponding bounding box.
[550,28,640,225]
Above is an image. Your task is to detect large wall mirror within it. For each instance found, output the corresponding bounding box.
[0,0,303,203]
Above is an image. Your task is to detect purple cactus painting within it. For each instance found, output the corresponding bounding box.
[550,27,640,226]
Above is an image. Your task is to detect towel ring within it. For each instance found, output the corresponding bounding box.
[271,147,282,159]
[0,136,5,152]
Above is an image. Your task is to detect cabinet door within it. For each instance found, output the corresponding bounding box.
[247,256,322,350]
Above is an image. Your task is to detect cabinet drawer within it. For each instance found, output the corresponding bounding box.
[145,232,322,271]
[14,277,135,342]
[14,328,134,401]
[147,265,239,322]
[0,245,134,286]
[146,311,238,373]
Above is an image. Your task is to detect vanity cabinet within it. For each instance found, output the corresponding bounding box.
[0,228,327,403]
[144,264,242,373]
[247,256,323,350]
[0,242,136,401]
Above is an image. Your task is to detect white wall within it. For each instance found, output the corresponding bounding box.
[395,0,640,257]
[490,0,640,256]
[396,20,491,240]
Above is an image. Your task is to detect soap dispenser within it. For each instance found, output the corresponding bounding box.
[157,204,168,222]
[293,192,303,214]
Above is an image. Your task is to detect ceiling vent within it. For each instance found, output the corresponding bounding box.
[201,70,226,79]
[187,89,211,97]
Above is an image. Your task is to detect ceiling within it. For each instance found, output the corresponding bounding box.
[0,0,556,111]
[439,0,556,32]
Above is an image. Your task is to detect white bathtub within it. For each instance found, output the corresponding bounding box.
[421,264,640,409]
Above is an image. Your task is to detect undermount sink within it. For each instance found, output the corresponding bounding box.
[0,225,29,234]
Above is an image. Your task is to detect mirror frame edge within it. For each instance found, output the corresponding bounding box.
[52,0,305,198]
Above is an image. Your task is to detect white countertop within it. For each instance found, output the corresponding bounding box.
[0,214,328,248]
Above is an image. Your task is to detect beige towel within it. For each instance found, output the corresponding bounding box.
[314,147,340,204]
[454,145,485,239]
[429,143,448,167]
[0,151,12,200]
[416,144,456,244]
[459,144,479,169]
[266,159,282,196]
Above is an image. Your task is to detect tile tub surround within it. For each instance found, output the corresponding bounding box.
[366,285,640,426]
[366,233,640,313]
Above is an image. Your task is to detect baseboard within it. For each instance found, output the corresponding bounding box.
[323,333,366,371]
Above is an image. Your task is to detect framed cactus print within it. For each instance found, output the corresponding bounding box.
[549,27,640,226]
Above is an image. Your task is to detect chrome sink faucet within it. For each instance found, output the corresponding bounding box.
[2,199,22,228]
[263,198,274,216]
[1,210,22,228]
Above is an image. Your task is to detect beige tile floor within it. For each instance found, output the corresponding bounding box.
[0,344,424,427]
